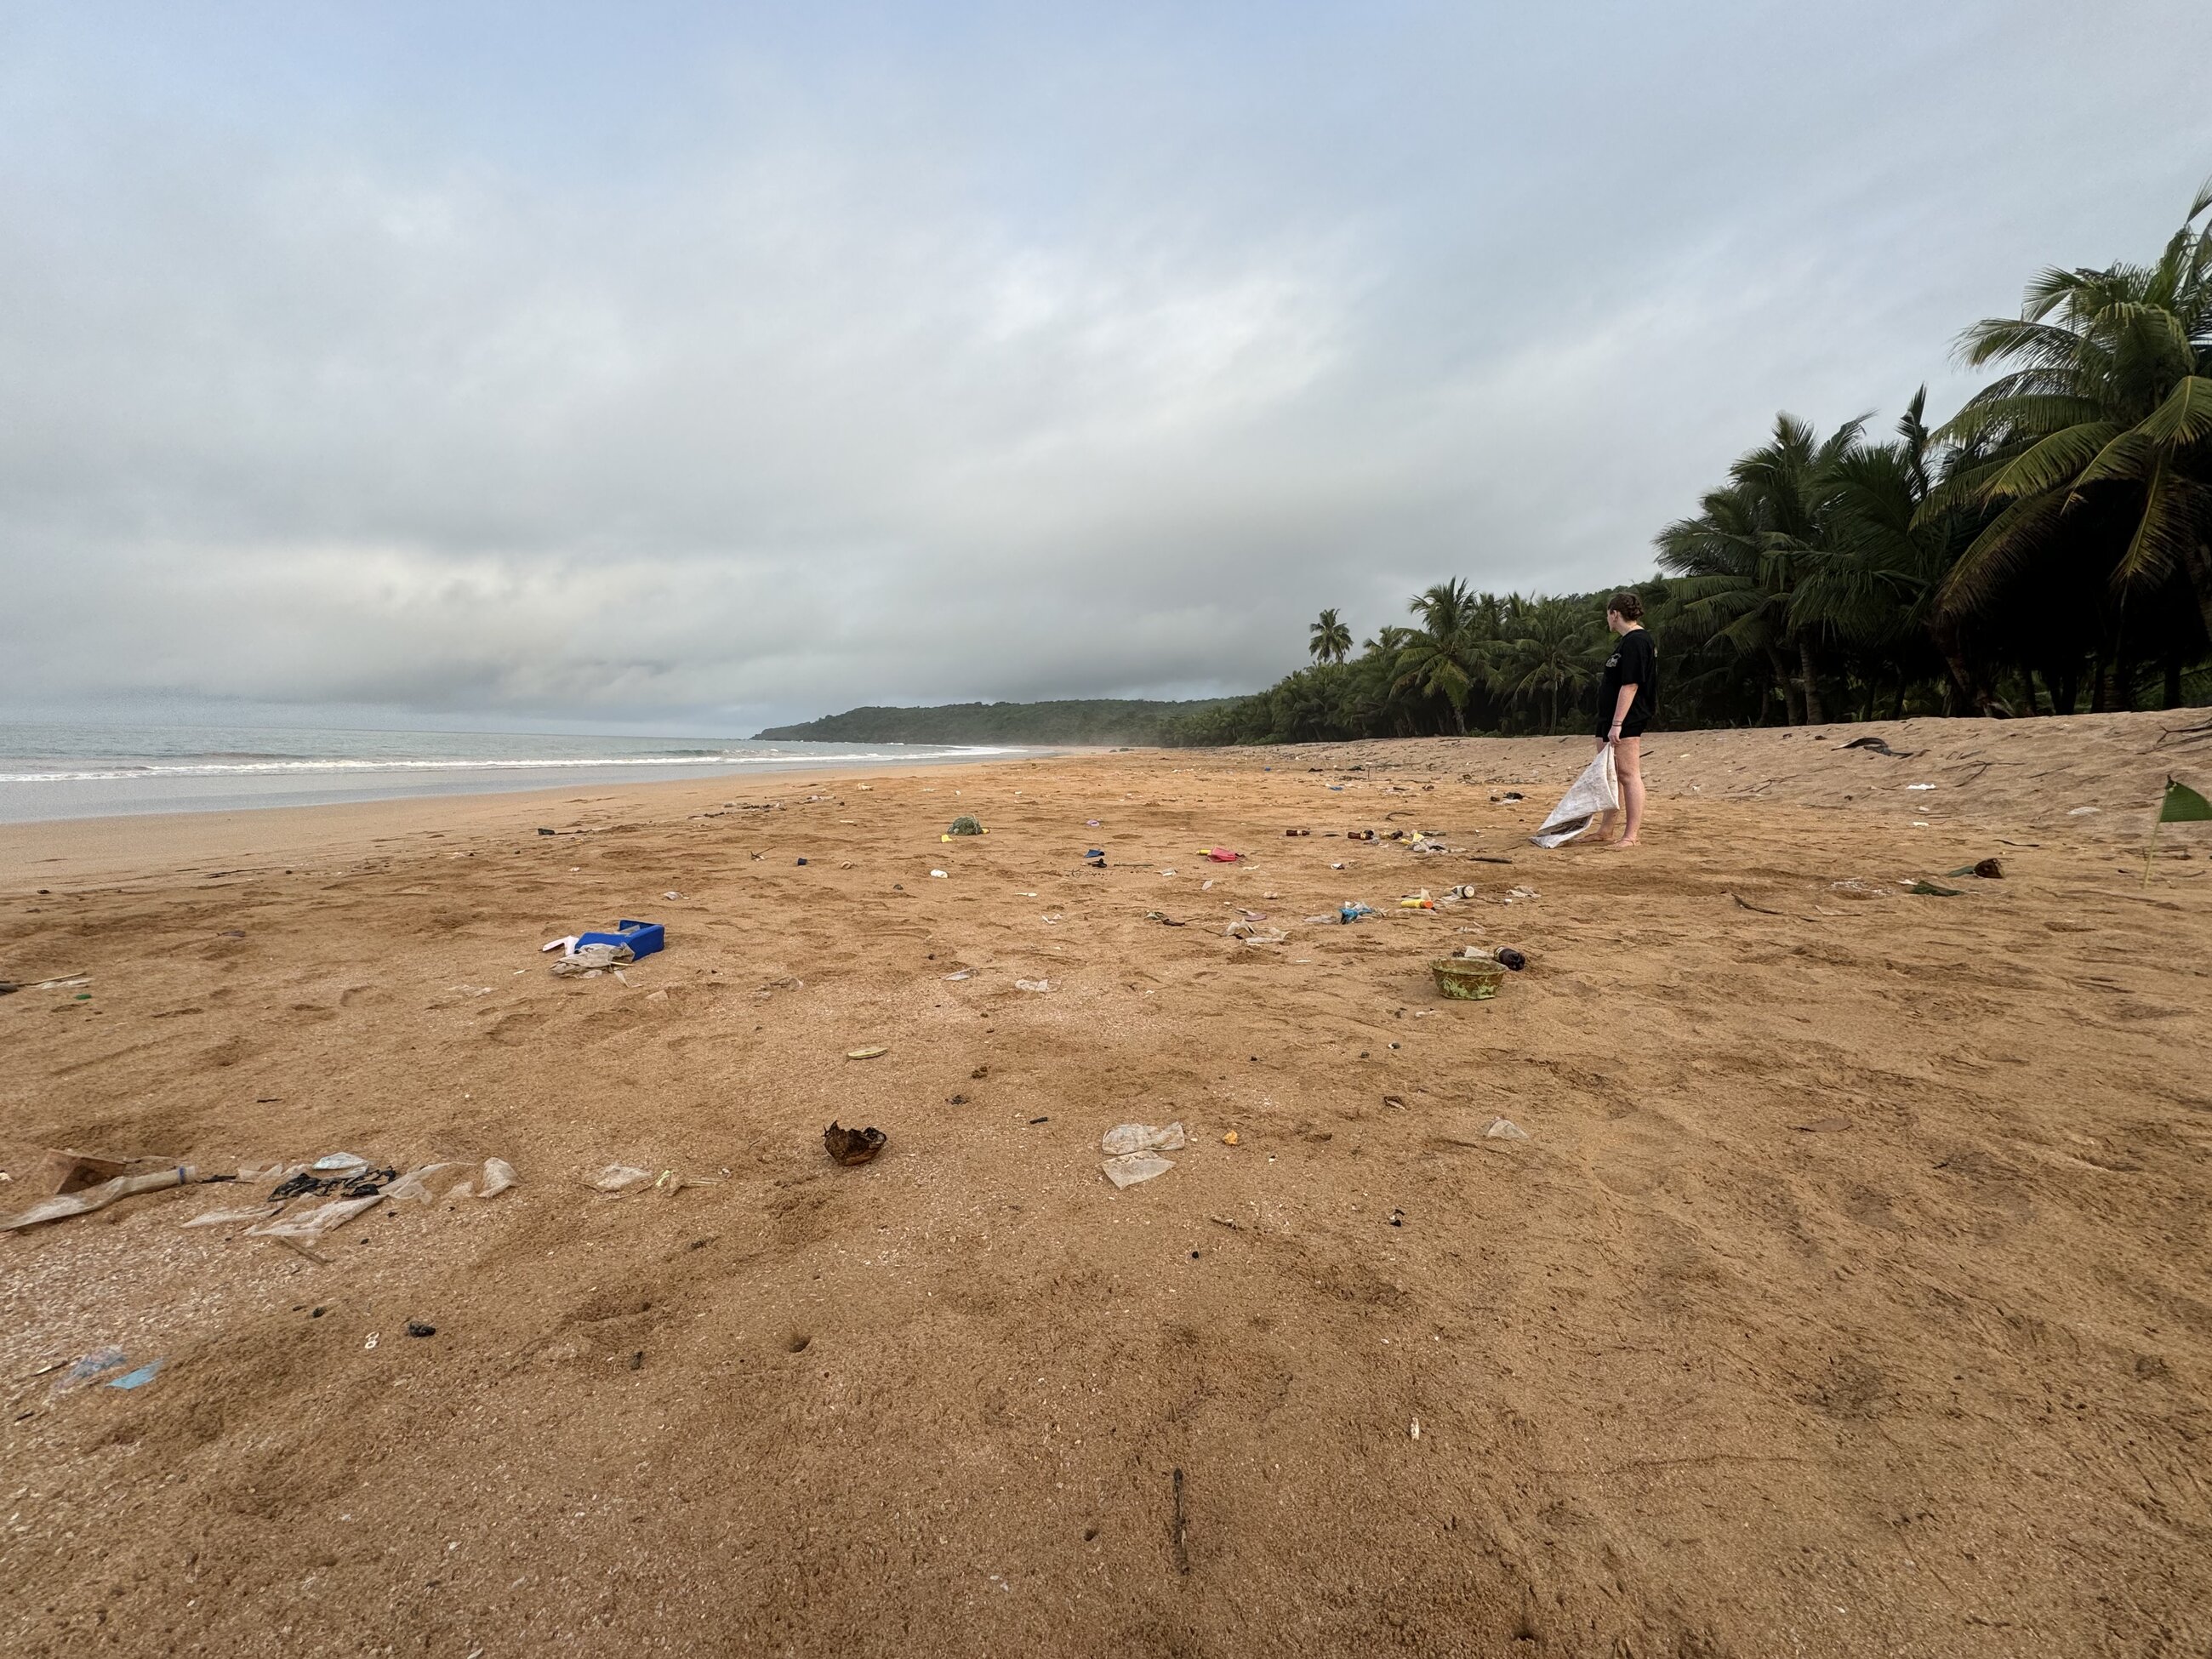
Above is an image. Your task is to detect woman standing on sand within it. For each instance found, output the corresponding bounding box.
[1594,592,1656,847]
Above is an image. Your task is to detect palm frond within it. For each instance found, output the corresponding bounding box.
[2134,374,2212,448]
[1935,490,2072,615]
[1980,421,2124,500]
[2110,457,2207,590]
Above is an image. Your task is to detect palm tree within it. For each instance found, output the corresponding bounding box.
[1308,607,1353,664]
[1935,177,2212,636]
[1657,413,1867,722]
[1491,596,1603,732]
[1392,579,1485,734]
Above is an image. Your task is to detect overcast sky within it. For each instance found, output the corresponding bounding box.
[3,2,2208,734]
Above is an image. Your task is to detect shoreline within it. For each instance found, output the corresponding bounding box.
[0,742,1046,831]
[0,751,1058,891]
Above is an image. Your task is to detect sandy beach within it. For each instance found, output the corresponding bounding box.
[4,710,2210,1657]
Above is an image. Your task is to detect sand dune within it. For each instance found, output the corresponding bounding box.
[3,710,2209,1656]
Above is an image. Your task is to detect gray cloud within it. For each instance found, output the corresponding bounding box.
[3,2,2208,730]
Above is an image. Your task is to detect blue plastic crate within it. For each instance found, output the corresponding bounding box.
[575,919,664,959]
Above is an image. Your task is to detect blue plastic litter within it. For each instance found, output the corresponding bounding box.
[1085,848,1105,859]
[574,920,664,959]
[108,1360,165,1390]
[1339,903,1376,924]
[55,1348,127,1391]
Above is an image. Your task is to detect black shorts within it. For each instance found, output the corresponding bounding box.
[1596,720,1649,741]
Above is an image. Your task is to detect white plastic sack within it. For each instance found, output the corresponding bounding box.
[247,1194,385,1239]
[1531,748,1620,848]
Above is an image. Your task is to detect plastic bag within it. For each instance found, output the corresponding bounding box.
[247,1194,384,1238]
[1531,748,1619,847]
[385,1163,457,1204]
[1103,1122,1187,1155]
[2,1166,197,1233]
[1102,1152,1174,1189]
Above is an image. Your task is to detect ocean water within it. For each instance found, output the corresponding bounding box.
[0,721,1018,824]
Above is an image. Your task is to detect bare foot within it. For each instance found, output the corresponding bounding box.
[1608,836,1639,850]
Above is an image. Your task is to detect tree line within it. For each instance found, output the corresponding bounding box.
[1163,178,2212,747]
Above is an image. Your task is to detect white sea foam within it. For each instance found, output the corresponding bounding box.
[0,746,1017,784]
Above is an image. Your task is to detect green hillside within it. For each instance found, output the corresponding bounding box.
[755,698,1235,747]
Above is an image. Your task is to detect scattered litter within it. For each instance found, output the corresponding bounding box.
[1907,881,1964,897]
[1339,902,1376,923]
[943,815,987,840]
[1208,1214,1240,1229]
[1503,886,1539,904]
[824,1122,887,1166]
[1205,848,1243,863]
[1432,957,1505,1000]
[1101,1126,1180,1188]
[1497,791,1524,803]
[479,1159,517,1198]
[1410,1419,1421,1440]
[2068,807,2099,817]
[1943,858,2004,879]
[53,1348,128,1393]
[1399,890,1435,910]
[590,1166,655,1194]
[1222,1131,1239,1146]
[847,1046,889,1060]
[1906,783,1937,791]
[662,891,683,901]
[944,969,972,980]
[1495,947,1527,972]
[1103,1122,1187,1155]
[1144,911,1188,926]
[248,1194,385,1239]
[1382,1095,1406,1109]
[1102,1152,1174,1189]
[1484,1118,1529,1141]
[930,869,949,879]
[1014,978,1052,993]
[552,942,634,977]
[1444,884,1479,900]
[1794,1116,1852,1133]
[575,919,664,959]
[1224,920,1288,944]
[3,1165,207,1233]
[1841,737,1912,757]
[1284,828,1309,837]
[312,1153,368,1174]
[796,857,809,865]
[405,1321,436,1338]
[107,1360,166,1391]
[182,1205,278,1229]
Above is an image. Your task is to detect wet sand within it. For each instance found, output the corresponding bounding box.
[3,710,2209,1656]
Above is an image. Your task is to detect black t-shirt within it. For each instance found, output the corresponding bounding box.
[1597,627,1657,735]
